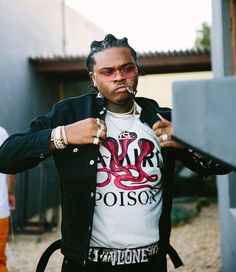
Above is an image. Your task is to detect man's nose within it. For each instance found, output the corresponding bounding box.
[114,69,125,81]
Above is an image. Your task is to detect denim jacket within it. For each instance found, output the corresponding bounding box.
[0,91,230,269]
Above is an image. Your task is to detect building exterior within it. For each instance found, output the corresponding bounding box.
[0,0,105,133]
[171,1,236,271]
[30,48,212,107]
[212,1,236,271]
[138,71,212,108]
[0,0,105,230]
[0,0,218,238]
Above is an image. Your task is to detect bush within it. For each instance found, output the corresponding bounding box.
[171,206,197,227]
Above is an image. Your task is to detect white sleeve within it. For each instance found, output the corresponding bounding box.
[0,127,9,146]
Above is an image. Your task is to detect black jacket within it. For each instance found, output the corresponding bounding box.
[0,91,230,269]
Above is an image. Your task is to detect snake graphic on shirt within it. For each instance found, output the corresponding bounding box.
[97,133,161,191]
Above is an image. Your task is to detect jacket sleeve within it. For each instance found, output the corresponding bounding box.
[0,110,57,174]
[173,147,232,178]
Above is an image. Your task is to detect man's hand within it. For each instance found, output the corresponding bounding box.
[8,174,16,210]
[8,193,16,210]
[152,113,184,148]
[65,118,107,145]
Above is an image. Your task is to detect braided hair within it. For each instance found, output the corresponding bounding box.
[85,34,137,72]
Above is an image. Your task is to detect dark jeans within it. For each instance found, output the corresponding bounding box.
[61,252,167,272]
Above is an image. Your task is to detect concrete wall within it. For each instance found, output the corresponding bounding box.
[138,71,212,108]
[0,0,63,133]
[211,1,236,271]
[0,0,105,228]
[65,6,106,55]
[170,1,236,270]
[0,0,105,134]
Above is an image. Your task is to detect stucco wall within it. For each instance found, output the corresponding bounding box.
[211,1,236,271]
[138,71,212,108]
[0,0,106,228]
[0,0,63,133]
[0,0,105,134]
[65,6,106,55]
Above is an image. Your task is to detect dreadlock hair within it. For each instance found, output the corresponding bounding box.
[85,34,137,72]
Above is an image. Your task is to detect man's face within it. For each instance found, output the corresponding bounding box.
[90,47,138,111]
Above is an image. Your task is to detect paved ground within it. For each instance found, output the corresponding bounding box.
[6,203,221,272]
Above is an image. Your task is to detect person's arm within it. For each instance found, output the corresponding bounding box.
[173,147,231,177]
[0,128,53,174]
[153,114,232,177]
[0,99,70,174]
[0,101,107,174]
[8,174,16,210]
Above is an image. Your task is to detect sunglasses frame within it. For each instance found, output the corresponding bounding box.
[93,63,139,82]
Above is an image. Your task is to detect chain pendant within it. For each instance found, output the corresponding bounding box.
[118,131,133,140]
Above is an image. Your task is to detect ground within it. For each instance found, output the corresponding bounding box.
[6,203,221,272]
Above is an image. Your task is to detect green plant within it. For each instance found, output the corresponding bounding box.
[197,197,210,207]
[194,21,211,49]
[196,197,210,213]
[171,206,197,227]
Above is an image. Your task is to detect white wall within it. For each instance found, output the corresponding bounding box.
[138,71,212,108]
[65,6,106,55]
[0,0,106,133]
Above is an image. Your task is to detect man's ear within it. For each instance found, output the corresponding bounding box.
[89,72,96,87]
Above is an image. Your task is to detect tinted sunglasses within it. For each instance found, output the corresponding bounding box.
[93,63,139,82]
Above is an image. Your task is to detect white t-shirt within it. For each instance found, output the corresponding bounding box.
[0,127,10,219]
[90,106,163,248]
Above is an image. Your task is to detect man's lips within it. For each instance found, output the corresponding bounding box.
[114,85,128,92]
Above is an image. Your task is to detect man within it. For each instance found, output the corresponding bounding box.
[0,127,16,272]
[0,34,230,272]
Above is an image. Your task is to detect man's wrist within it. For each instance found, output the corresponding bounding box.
[8,191,15,195]
[50,126,68,149]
